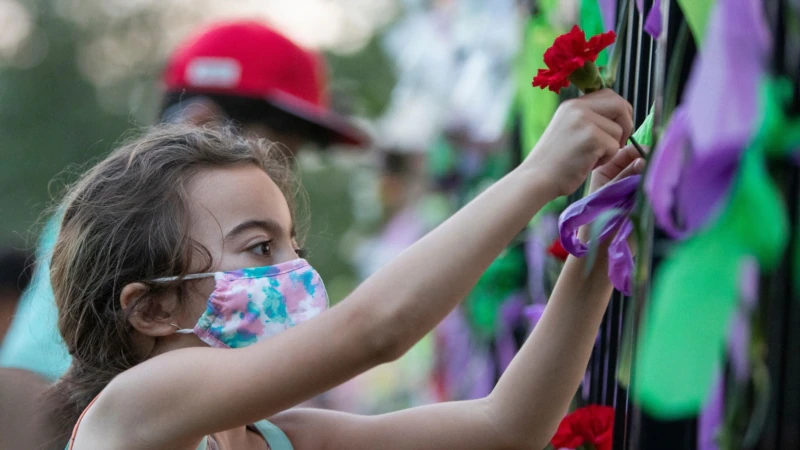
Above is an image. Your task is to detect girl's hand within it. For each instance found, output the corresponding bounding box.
[525,89,634,199]
[588,143,646,194]
[578,143,648,254]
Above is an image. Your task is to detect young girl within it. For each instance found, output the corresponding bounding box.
[54,89,639,450]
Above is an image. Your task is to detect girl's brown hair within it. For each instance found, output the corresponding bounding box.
[46,124,302,443]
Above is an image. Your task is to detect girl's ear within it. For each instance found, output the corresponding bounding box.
[120,282,181,337]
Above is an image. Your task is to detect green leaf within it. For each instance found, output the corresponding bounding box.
[631,109,654,147]
[580,0,610,66]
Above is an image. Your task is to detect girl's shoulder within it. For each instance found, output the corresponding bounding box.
[66,389,293,450]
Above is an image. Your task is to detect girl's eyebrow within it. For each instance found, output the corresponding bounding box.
[224,219,284,242]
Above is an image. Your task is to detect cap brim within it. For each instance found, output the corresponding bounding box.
[264,90,371,148]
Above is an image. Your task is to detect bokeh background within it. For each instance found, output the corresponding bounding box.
[5,2,800,449]
[1,0,581,416]
[0,0,575,302]
[0,0,404,302]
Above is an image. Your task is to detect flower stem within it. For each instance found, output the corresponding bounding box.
[629,135,647,158]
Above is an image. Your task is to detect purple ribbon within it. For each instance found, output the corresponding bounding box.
[598,0,618,32]
[728,257,759,382]
[645,0,771,239]
[685,0,771,156]
[645,107,741,238]
[608,218,635,295]
[524,303,546,330]
[559,176,640,294]
[698,374,724,450]
[497,294,527,372]
[634,0,663,39]
[526,216,556,305]
[644,0,663,38]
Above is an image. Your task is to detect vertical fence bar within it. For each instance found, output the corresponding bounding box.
[759,2,800,449]
[758,1,786,447]
[629,1,701,449]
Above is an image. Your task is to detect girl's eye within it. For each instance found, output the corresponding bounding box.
[249,241,272,257]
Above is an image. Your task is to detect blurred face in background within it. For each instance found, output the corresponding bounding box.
[378,151,426,218]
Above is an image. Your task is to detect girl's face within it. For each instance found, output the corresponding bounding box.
[187,164,299,272]
[173,164,300,330]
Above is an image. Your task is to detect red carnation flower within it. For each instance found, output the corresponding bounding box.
[547,238,569,261]
[532,25,616,94]
[551,405,615,450]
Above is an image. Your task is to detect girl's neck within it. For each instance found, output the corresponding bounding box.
[135,330,208,361]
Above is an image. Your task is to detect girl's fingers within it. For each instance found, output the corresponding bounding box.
[595,144,647,181]
[610,157,646,183]
[593,132,624,169]
[581,90,634,142]
[587,110,624,145]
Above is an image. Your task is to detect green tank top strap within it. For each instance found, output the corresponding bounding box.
[195,437,208,450]
[192,419,292,450]
[251,419,293,450]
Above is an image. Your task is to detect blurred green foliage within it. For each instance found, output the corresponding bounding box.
[0,9,134,248]
[326,36,396,118]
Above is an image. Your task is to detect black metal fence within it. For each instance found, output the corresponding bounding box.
[572,1,800,448]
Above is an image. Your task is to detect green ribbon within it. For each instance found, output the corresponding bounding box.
[516,13,561,158]
[631,109,655,147]
[633,79,794,417]
[464,248,527,338]
[516,4,566,226]
[677,0,716,44]
[580,0,610,66]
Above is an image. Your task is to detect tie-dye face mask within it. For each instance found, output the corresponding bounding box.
[155,259,329,349]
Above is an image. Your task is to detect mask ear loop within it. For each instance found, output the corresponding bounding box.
[152,273,216,336]
[171,323,194,334]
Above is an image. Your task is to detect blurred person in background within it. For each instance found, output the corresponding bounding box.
[158,21,368,153]
[0,249,50,450]
[352,148,428,281]
[0,248,33,344]
[0,20,368,449]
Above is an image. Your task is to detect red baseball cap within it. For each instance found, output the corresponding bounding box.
[163,21,370,147]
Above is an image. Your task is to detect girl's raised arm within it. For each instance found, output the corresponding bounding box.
[81,90,633,449]
[266,144,644,450]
